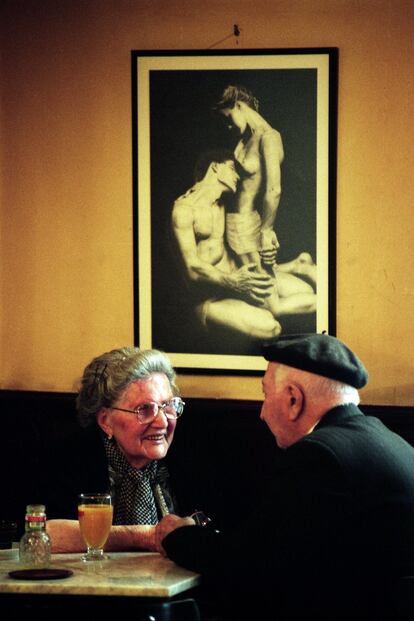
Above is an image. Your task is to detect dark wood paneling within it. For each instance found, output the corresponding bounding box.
[1,390,413,532]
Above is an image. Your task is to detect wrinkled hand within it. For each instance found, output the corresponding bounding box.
[260,229,280,267]
[230,263,274,305]
[154,514,195,555]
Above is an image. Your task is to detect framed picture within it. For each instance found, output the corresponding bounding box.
[132,48,338,373]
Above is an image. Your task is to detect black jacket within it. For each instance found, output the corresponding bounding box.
[163,405,414,619]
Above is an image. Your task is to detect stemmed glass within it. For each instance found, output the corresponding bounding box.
[78,493,113,561]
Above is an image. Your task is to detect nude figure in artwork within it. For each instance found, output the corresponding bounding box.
[213,85,317,319]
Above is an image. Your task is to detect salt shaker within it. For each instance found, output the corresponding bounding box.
[19,504,51,568]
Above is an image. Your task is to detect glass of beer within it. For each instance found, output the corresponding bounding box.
[78,493,113,561]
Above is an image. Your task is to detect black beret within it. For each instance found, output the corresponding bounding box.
[262,333,368,389]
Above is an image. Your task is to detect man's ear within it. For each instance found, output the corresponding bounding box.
[287,384,304,421]
[210,162,218,173]
[97,408,113,437]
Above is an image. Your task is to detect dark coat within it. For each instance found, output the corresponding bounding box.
[163,405,414,619]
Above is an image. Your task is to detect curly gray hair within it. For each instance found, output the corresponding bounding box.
[76,347,178,428]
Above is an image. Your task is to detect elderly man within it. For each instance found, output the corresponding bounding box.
[155,334,414,620]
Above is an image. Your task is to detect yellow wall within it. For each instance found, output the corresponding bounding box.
[1,0,413,404]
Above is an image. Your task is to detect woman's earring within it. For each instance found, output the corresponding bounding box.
[107,432,113,440]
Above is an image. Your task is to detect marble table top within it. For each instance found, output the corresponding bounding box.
[0,548,200,598]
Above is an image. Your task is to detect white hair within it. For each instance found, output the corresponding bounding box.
[275,363,360,406]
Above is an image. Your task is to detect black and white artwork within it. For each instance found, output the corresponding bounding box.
[132,49,337,372]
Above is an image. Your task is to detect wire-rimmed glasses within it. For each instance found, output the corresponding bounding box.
[111,397,185,425]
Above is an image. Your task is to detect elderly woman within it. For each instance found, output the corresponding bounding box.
[45,346,184,552]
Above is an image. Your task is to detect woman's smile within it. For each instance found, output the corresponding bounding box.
[143,433,166,443]
[101,373,177,469]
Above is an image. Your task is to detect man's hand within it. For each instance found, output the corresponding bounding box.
[228,263,275,305]
[154,514,195,555]
[260,229,280,267]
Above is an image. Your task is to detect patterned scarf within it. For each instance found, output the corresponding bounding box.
[104,435,159,525]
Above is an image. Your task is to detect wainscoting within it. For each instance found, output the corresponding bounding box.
[1,390,414,534]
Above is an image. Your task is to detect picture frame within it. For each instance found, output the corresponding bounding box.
[132,48,338,373]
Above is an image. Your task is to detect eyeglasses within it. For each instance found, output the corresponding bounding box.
[111,397,185,425]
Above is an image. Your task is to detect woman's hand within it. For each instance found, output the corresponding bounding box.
[154,514,195,555]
